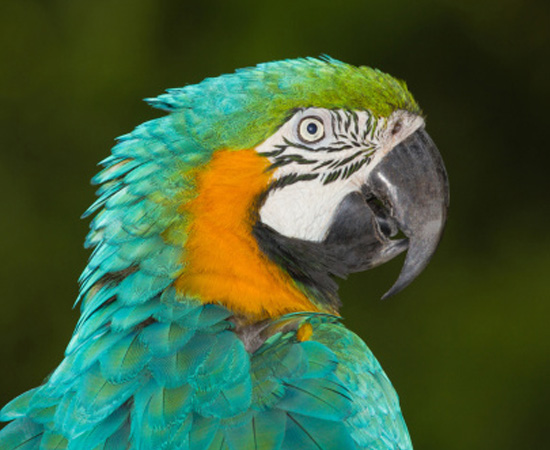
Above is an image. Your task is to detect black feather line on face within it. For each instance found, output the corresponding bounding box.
[312,159,334,171]
[321,158,369,185]
[322,169,341,185]
[327,150,364,169]
[363,114,374,141]
[267,172,320,191]
[259,146,287,158]
[270,153,318,169]
[351,110,360,137]
[281,137,354,153]
[343,111,352,134]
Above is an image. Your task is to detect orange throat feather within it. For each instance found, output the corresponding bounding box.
[175,149,319,321]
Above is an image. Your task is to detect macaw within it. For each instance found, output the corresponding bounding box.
[0,57,449,450]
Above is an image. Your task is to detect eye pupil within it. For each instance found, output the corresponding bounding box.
[306,122,318,135]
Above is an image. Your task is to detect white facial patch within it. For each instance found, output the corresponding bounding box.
[256,108,424,242]
[259,176,360,241]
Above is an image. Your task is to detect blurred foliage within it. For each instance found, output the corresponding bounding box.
[0,1,549,449]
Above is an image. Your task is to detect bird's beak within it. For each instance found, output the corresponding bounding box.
[324,127,449,299]
[366,127,450,298]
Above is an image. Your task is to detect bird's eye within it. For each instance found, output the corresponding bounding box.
[298,117,325,143]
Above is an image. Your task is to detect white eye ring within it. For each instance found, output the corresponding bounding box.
[298,116,325,143]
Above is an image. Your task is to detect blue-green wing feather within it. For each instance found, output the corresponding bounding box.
[0,418,43,450]
[313,322,413,450]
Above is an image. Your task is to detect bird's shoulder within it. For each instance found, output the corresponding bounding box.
[242,313,413,450]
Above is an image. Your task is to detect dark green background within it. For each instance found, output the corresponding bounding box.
[1,1,549,449]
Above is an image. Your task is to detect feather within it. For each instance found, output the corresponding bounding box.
[138,321,194,357]
[299,341,339,379]
[104,185,142,210]
[68,293,119,353]
[99,332,150,383]
[110,302,161,332]
[70,364,141,427]
[113,235,166,264]
[69,330,124,376]
[188,415,220,450]
[116,271,171,305]
[92,158,141,185]
[87,242,119,270]
[41,432,68,450]
[0,418,43,450]
[277,377,352,421]
[165,415,193,450]
[153,295,202,324]
[0,389,38,421]
[141,383,193,429]
[195,305,233,328]
[68,406,128,450]
[281,412,358,450]
[94,418,130,450]
[149,333,215,388]
[224,409,286,450]
[139,244,182,277]
[123,161,162,183]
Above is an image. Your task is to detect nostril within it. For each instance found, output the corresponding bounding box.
[391,120,403,135]
[364,195,400,238]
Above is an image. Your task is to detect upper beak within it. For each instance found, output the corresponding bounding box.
[322,127,449,299]
[365,127,450,299]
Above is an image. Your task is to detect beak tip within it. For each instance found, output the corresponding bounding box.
[380,279,407,301]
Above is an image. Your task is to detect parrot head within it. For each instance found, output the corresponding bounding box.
[88,57,449,323]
